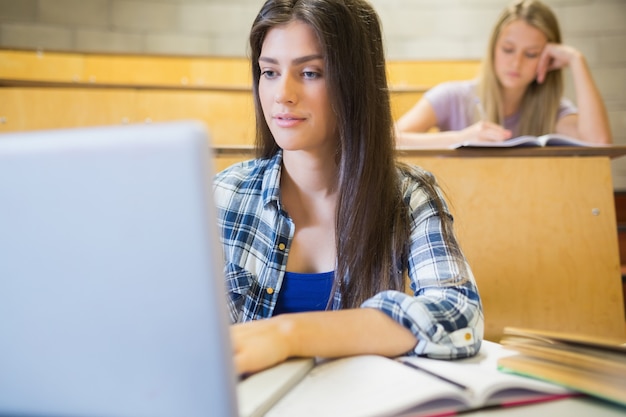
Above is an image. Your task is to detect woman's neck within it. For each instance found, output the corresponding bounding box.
[281,150,338,198]
[280,150,339,274]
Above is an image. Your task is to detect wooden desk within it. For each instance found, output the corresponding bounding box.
[214,146,626,342]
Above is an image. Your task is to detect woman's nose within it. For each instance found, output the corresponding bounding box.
[274,75,297,104]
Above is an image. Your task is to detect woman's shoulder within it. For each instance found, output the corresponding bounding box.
[424,80,479,127]
[215,154,278,181]
[396,163,451,215]
[213,157,280,214]
[558,96,578,118]
[426,79,477,97]
[396,163,436,197]
[215,158,261,181]
[213,153,283,219]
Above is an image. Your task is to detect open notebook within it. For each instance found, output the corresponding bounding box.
[263,341,574,417]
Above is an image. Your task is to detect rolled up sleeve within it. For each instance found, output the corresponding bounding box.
[362,174,484,359]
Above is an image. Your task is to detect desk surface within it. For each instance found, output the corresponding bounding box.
[213,145,626,159]
[464,396,625,416]
[396,145,626,159]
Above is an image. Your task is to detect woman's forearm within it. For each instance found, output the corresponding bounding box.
[278,308,418,359]
[568,53,612,144]
[231,308,417,374]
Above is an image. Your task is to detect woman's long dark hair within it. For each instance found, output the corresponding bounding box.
[249,0,465,308]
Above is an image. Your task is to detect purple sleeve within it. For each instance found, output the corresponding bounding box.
[423,80,478,131]
[558,97,578,119]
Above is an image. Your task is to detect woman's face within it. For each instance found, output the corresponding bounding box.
[494,19,548,92]
[258,20,337,156]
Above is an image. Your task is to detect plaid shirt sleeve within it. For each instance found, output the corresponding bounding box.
[213,154,292,323]
[361,171,484,359]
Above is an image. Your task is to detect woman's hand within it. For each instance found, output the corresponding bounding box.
[535,43,611,144]
[231,316,295,375]
[460,121,512,143]
[536,43,582,84]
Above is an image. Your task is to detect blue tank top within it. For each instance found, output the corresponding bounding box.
[273,271,334,315]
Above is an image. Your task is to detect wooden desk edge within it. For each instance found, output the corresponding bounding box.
[214,145,626,160]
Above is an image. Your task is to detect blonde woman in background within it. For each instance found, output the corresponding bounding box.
[395,0,612,147]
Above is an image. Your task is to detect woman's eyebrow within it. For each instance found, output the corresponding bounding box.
[500,39,544,49]
[258,54,324,65]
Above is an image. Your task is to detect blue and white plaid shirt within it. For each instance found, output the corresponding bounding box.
[214,151,484,359]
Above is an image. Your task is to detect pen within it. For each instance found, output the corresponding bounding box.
[397,358,471,393]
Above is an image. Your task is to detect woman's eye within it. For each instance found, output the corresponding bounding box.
[525,52,539,59]
[261,70,277,79]
[501,47,514,54]
[303,71,321,80]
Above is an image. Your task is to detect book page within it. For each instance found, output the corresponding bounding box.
[501,338,626,376]
[499,326,626,406]
[540,134,595,147]
[502,327,626,352]
[265,342,571,417]
[400,341,572,407]
[237,357,315,417]
[451,133,601,148]
[450,136,541,148]
[265,354,468,417]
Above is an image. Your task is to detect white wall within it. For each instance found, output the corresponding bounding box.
[1,0,625,187]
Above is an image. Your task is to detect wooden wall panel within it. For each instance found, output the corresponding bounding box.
[402,156,624,341]
[134,90,255,146]
[0,88,256,146]
[0,88,138,131]
[0,50,251,87]
[0,50,84,82]
[387,60,481,87]
[82,55,250,87]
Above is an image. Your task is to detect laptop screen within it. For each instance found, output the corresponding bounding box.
[0,121,239,417]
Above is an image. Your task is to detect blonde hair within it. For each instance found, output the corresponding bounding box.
[477,0,563,136]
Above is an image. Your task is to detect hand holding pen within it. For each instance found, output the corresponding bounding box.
[463,99,512,143]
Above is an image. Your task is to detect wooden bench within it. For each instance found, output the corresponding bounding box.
[0,49,480,146]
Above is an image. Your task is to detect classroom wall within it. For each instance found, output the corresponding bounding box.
[0,0,625,187]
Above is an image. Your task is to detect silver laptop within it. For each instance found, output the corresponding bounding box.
[0,121,239,417]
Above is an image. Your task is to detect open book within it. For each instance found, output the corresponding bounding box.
[450,133,598,149]
[237,357,315,417]
[498,327,626,407]
[246,341,572,417]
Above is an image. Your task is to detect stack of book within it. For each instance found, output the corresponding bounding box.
[498,327,626,407]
